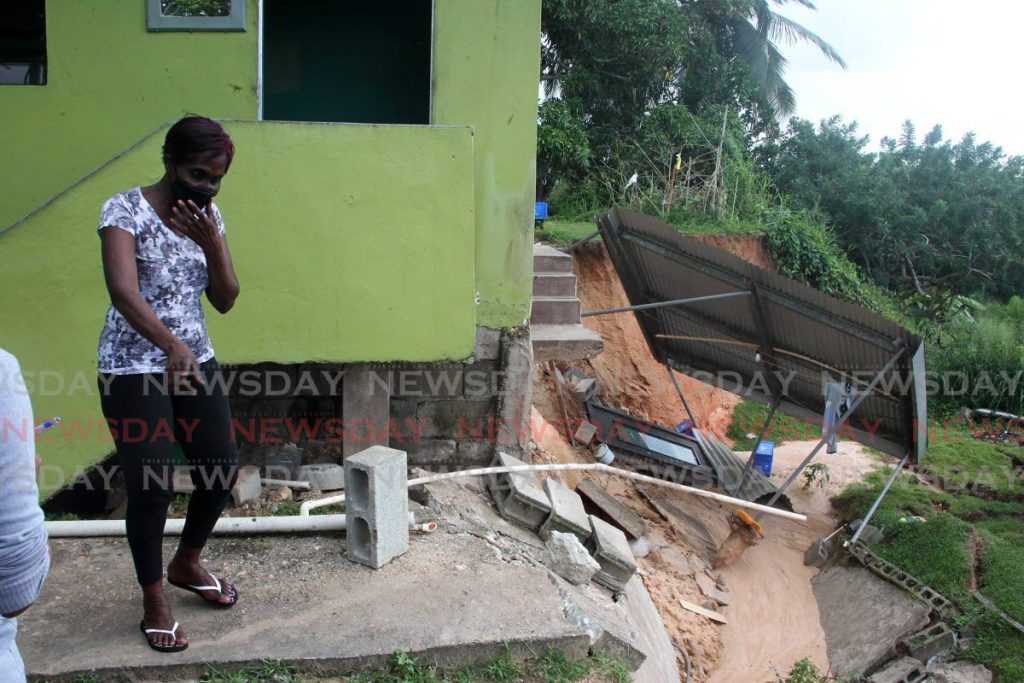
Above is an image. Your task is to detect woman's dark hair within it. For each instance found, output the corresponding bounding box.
[162,115,235,168]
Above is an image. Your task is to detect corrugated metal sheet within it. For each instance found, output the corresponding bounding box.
[693,428,781,504]
[596,208,927,461]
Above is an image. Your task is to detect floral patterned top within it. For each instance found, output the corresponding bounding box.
[96,187,226,375]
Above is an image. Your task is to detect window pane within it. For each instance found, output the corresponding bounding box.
[161,0,231,17]
[0,0,46,86]
[616,424,700,466]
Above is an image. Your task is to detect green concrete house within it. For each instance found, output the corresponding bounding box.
[0,0,543,499]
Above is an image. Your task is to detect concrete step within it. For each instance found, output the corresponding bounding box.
[533,244,573,273]
[532,323,604,362]
[533,272,577,297]
[531,296,581,325]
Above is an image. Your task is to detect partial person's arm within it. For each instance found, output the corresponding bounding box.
[100,229,204,387]
[170,199,240,314]
[0,350,50,618]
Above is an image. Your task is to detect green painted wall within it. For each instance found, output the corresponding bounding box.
[434,0,542,329]
[0,1,542,492]
[0,0,259,230]
[1,120,476,498]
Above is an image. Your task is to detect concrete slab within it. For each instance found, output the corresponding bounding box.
[577,479,646,540]
[813,564,932,678]
[539,478,591,542]
[20,487,591,680]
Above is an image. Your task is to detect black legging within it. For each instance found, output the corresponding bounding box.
[98,359,238,586]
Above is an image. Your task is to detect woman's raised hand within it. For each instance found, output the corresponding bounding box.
[170,199,221,252]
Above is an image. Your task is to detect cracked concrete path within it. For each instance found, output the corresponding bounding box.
[19,475,677,682]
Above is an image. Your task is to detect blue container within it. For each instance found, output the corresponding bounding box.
[674,419,694,437]
[535,201,549,221]
[754,440,775,476]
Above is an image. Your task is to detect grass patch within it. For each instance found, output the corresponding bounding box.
[833,467,1024,681]
[919,439,1021,498]
[196,648,630,683]
[171,492,191,514]
[726,399,818,450]
[43,511,80,522]
[273,500,301,516]
[535,220,600,248]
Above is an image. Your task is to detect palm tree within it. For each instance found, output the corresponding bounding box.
[731,0,847,116]
[684,0,846,118]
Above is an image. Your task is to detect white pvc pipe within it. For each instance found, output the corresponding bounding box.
[46,513,437,538]
[262,478,312,490]
[298,462,807,522]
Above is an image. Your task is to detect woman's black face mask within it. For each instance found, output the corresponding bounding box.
[171,172,215,209]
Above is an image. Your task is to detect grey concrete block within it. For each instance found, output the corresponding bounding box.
[539,478,591,543]
[407,439,457,465]
[455,438,496,465]
[487,452,551,531]
[573,421,598,445]
[298,463,346,492]
[852,519,884,546]
[804,536,832,568]
[868,657,925,683]
[342,364,391,458]
[463,361,501,399]
[587,515,638,591]
[231,466,262,505]
[475,326,502,361]
[903,622,955,663]
[420,398,494,439]
[344,446,409,569]
[265,443,303,481]
[391,365,463,398]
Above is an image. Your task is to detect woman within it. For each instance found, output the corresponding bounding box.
[97,116,241,653]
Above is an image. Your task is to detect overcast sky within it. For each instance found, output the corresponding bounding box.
[777,0,1024,156]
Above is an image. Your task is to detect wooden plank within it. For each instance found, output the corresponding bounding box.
[577,479,647,539]
[679,598,728,624]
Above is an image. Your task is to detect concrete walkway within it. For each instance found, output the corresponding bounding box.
[19,476,677,682]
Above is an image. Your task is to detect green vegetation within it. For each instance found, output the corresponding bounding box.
[833,458,1024,681]
[171,492,191,514]
[197,648,630,683]
[273,500,301,517]
[726,400,819,450]
[774,658,851,683]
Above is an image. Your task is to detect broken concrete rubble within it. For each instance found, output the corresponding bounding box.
[544,531,601,585]
[230,465,262,505]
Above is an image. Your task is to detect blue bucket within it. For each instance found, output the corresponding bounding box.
[535,201,549,221]
[754,440,775,476]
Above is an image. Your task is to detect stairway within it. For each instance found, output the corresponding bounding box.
[531,244,603,361]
